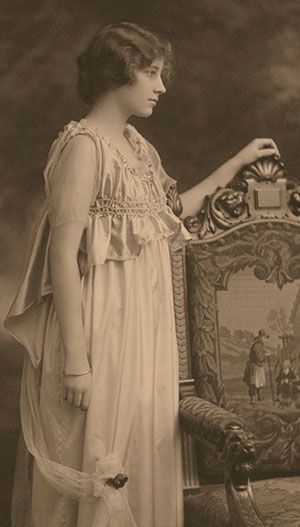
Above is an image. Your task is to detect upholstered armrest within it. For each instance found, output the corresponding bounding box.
[179,396,245,452]
[180,395,266,527]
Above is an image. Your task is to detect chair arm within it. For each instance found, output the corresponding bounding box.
[181,396,266,525]
[179,396,245,452]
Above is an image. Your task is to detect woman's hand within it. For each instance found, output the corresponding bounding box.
[234,138,280,169]
[62,371,92,412]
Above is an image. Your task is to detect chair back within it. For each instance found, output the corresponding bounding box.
[172,156,300,482]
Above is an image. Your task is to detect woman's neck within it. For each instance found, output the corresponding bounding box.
[84,92,129,139]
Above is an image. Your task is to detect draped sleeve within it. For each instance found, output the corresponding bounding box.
[45,133,100,228]
[4,126,102,368]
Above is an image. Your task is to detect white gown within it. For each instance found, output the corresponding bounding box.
[5,119,191,527]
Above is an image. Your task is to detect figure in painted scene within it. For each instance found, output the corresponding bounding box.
[276,359,298,407]
[243,329,270,405]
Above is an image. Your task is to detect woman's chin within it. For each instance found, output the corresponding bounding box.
[134,107,154,118]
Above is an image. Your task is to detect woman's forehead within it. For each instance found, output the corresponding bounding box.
[149,57,164,69]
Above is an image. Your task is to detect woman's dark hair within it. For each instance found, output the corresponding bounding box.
[76,22,173,105]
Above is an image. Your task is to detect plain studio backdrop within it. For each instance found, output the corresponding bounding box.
[1,1,300,525]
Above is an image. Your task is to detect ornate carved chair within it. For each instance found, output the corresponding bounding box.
[170,156,300,526]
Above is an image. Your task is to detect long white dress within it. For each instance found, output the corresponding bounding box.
[4,119,191,527]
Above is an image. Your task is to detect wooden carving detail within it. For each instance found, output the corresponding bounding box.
[222,425,266,527]
[186,247,224,405]
[241,155,287,182]
[184,156,300,237]
[184,427,267,526]
[222,426,257,490]
[251,411,300,473]
[166,182,183,217]
[170,248,192,381]
[179,396,245,451]
[289,190,300,216]
[185,188,249,238]
[181,400,267,526]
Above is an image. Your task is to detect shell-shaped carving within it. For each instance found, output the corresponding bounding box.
[242,155,287,182]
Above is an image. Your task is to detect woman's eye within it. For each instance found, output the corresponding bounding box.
[146,70,156,77]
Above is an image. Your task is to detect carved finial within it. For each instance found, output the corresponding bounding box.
[240,155,287,183]
[222,428,257,490]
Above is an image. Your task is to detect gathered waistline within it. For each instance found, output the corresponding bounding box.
[89,195,167,218]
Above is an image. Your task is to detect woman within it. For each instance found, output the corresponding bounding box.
[5,21,280,527]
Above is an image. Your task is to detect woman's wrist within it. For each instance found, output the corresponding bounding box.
[228,154,244,174]
[63,352,90,375]
[63,367,92,376]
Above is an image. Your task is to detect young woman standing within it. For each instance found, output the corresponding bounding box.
[5,22,279,527]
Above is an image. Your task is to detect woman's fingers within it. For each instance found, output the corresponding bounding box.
[62,389,89,411]
[256,148,280,158]
[67,390,74,405]
[81,391,90,412]
[62,374,91,410]
[256,138,280,157]
[74,392,83,408]
[236,138,281,168]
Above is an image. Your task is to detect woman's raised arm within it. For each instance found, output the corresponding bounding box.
[180,138,280,218]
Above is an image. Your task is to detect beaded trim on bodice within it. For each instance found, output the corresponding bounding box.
[89,196,167,219]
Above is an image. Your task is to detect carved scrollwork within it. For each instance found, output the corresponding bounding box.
[252,231,300,288]
[185,188,249,238]
[188,226,300,293]
[184,155,300,238]
[186,247,222,402]
[166,183,183,217]
[170,250,192,380]
[251,411,300,473]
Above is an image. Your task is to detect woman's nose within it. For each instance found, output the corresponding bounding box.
[155,76,166,94]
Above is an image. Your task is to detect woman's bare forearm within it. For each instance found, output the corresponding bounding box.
[180,156,241,218]
[49,246,90,373]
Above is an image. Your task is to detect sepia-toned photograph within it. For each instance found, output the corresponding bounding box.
[1,1,300,526]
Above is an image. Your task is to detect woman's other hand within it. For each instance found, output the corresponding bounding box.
[62,371,92,412]
[234,138,280,169]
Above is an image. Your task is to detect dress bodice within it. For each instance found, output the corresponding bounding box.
[44,119,191,271]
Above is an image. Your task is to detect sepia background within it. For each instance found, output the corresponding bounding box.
[1,0,300,524]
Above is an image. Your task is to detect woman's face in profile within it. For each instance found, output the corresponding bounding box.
[114,58,166,118]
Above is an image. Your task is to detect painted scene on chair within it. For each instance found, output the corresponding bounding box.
[217,267,300,412]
